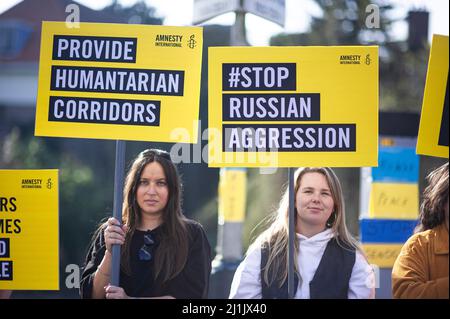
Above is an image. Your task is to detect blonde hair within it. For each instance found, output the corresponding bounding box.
[251,167,362,287]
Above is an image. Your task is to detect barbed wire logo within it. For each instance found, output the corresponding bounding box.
[188,35,196,49]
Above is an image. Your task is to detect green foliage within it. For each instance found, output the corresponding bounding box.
[270,0,429,112]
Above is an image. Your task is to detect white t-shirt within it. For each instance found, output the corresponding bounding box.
[229,229,375,299]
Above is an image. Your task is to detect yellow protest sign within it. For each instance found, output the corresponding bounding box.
[218,169,247,222]
[362,244,403,268]
[35,22,203,143]
[208,46,378,167]
[368,183,419,219]
[417,34,449,158]
[0,170,59,290]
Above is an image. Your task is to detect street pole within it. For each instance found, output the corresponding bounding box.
[209,0,249,298]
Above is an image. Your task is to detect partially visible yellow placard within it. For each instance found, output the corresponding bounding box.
[218,169,247,222]
[362,244,403,268]
[0,170,59,290]
[368,183,419,219]
[416,34,449,158]
[208,46,378,167]
[35,22,203,143]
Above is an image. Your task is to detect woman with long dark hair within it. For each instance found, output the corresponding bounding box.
[80,149,211,299]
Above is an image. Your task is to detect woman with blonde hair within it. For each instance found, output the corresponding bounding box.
[230,167,374,299]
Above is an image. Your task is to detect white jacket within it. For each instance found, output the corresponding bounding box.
[229,229,375,299]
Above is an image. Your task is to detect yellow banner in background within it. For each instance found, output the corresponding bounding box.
[35,22,203,143]
[218,169,247,222]
[362,244,404,268]
[0,170,59,290]
[416,34,449,158]
[208,46,378,167]
[368,183,419,219]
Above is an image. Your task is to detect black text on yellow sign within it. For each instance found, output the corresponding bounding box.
[0,170,59,290]
[417,34,449,158]
[35,22,203,143]
[208,47,379,167]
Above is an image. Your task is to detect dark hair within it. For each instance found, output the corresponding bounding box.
[415,162,449,232]
[121,149,188,283]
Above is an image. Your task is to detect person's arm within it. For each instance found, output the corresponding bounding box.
[80,217,126,299]
[392,237,449,299]
[348,251,375,299]
[229,245,263,299]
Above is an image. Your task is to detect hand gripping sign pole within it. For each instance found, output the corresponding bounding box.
[111,140,126,286]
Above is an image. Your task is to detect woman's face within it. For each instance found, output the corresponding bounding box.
[136,162,169,217]
[296,172,335,229]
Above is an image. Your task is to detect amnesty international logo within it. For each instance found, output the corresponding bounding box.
[365,54,371,65]
[188,34,196,49]
[47,178,53,189]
